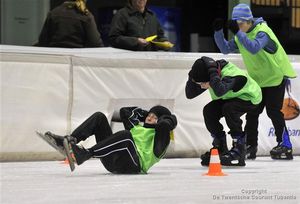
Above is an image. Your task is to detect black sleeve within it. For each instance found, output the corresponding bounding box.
[185,77,207,99]
[153,114,177,157]
[84,13,103,47]
[37,13,52,47]
[209,75,247,97]
[120,107,148,130]
[156,17,168,42]
[108,11,139,50]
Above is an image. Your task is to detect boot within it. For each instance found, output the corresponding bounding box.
[246,145,257,160]
[270,143,293,160]
[201,132,228,166]
[270,128,293,160]
[221,133,246,166]
[71,144,92,165]
[45,131,77,147]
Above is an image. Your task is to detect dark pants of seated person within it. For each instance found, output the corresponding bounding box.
[71,112,141,174]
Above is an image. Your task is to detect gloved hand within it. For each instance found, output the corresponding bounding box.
[228,19,239,35]
[201,56,218,75]
[213,18,224,31]
[157,114,177,130]
[132,107,148,121]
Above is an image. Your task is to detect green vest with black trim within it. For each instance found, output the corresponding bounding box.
[130,125,162,173]
[235,22,297,87]
[208,62,262,105]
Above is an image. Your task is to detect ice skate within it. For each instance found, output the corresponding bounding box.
[36,131,66,156]
[62,138,76,171]
[220,135,246,166]
[246,145,257,160]
[270,144,293,160]
[201,134,228,166]
[37,131,77,156]
[71,144,92,165]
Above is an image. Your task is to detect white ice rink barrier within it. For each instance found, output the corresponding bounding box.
[1,45,299,161]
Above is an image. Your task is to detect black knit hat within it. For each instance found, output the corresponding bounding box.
[149,105,171,118]
[188,58,209,82]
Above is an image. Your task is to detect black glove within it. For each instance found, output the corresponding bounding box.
[132,107,148,121]
[213,18,224,31]
[201,56,218,76]
[157,114,177,130]
[228,19,239,35]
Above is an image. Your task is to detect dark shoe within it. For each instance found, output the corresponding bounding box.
[45,131,77,147]
[246,145,257,160]
[220,137,246,166]
[270,144,293,160]
[221,147,246,166]
[71,144,92,165]
[200,136,228,166]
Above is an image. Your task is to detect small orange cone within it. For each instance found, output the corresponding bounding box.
[60,153,75,165]
[203,148,227,176]
[61,158,70,164]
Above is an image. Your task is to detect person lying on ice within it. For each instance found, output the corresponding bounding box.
[45,105,177,173]
[185,56,262,166]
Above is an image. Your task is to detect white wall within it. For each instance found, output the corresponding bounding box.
[1,45,299,161]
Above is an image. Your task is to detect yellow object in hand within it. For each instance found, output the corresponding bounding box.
[151,41,174,49]
[145,35,158,42]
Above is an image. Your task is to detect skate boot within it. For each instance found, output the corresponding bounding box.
[270,143,293,160]
[45,131,77,146]
[246,145,257,160]
[270,128,293,160]
[221,134,246,166]
[42,131,77,156]
[71,144,92,165]
[201,132,228,166]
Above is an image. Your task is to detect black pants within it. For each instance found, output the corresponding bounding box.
[245,79,287,146]
[203,99,257,137]
[71,112,140,174]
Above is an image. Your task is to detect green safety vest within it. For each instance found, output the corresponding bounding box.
[235,22,297,87]
[208,62,262,105]
[130,125,161,173]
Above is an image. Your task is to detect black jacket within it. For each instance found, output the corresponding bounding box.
[185,59,247,99]
[108,5,168,51]
[37,2,103,48]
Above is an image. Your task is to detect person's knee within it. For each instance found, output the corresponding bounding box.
[203,103,214,117]
[265,107,282,118]
[93,111,106,119]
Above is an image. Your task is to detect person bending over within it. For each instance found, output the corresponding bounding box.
[185,56,262,166]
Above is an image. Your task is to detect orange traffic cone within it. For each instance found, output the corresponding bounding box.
[203,148,227,176]
[60,153,75,165]
[61,158,70,164]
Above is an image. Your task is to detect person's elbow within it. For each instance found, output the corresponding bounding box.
[214,90,225,97]
[185,88,196,99]
[248,47,260,54]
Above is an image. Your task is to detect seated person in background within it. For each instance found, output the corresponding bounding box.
[45,105,177,174]
[36,0,103,48]
[108,0,172,51]
[185,56,262,167]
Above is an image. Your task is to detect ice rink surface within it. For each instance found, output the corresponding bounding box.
[1,157,300,204]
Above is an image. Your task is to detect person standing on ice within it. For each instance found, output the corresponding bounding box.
[185,56,262,166]
[44,105,177,174]
[213,3,297,160]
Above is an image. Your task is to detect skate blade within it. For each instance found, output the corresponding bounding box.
[36,131,66,156]
[63,138,75,172]
[271,154,293,160]
[221,159,246,167]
